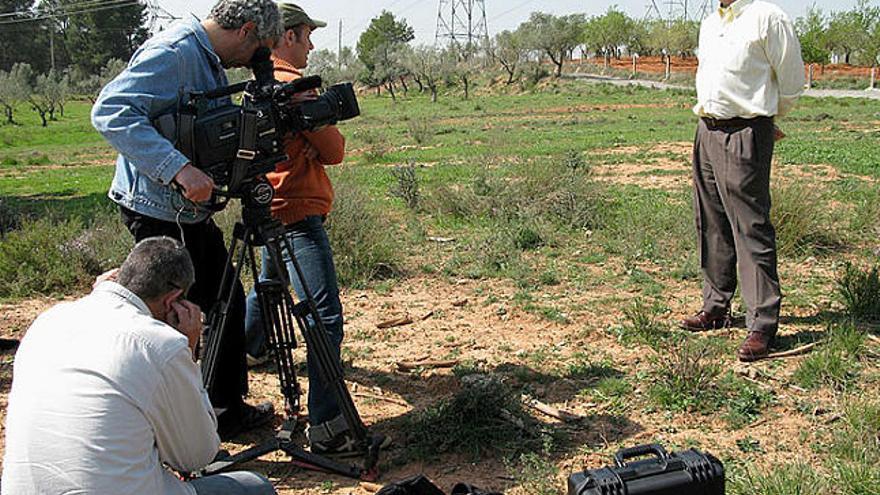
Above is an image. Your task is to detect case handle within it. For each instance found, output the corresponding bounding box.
[613,444,670,468]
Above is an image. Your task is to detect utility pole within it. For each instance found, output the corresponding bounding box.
[435,0,488,47]
[338,19,343,70]
[49,20,56,72]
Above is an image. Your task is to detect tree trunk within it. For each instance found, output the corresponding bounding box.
[461,76,469,100]
[375,85,381,96]
[807,64,814,89]
[3,105,13,125]
[664,55,671,80]
[632,55,637,77]
[871,66,876,90]
[430,85,438,103]
[414,76,424,93]
[554,61,563,78]
[399,76,408,96]
[506,68,516,85]
[386,81,396,101]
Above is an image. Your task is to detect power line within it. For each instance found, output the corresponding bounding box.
[488,0,536,24]
[0,0,137,19]
[0,0,141,25]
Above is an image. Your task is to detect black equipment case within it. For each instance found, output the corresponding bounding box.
[567,444,724,495]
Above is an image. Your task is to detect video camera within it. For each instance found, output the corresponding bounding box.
[158,47,359,210]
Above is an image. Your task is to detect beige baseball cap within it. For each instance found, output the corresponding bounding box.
[277,3,327,30]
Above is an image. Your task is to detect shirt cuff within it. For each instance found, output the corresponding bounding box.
[777,97,798,118]
[155,151,190,186]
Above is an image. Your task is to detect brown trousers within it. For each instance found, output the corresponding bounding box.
[692,116,780,336]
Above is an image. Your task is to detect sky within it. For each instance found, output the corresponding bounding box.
[153,0,863,52]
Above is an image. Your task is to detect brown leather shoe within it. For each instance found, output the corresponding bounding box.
[680,310,730,332]
[737,332,774,362]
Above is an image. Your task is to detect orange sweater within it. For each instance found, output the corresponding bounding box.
[269,56,345,225]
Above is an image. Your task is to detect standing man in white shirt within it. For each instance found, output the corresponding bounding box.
[679,0,804,361]
[1,237,275,495]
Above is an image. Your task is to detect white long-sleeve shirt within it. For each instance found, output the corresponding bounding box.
[694,0,805,119]
[1,282,220,495]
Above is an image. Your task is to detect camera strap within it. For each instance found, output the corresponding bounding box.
[178,113,196,161]
[229,106,259,193]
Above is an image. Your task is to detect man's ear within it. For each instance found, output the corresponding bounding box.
[160,288,184,313]
[239,20,257,40]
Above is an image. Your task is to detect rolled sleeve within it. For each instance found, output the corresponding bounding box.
[91,46,190,186]
[147,345,220,473]
[766,17,805,117]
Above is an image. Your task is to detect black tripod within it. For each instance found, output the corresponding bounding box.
[199,178,384,481]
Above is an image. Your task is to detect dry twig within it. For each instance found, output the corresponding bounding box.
[767,342,818,359]
[396,359,459,372]
[377,316,413,329]
[522,395,583,422]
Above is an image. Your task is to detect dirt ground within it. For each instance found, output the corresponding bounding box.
[1,138,874,493]
[0,257,851,494]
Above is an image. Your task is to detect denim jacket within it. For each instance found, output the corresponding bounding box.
[92,18,231,224]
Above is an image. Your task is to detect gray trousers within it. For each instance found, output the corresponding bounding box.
[692,116,781,336]
[190,471,276,495]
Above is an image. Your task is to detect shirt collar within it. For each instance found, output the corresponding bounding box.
[186,16,223,71]
[718,0,753,22]
[271,55,303,77]
[94,281,152,317]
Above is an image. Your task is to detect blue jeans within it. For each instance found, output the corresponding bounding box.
[190,471,276,495]
[244,216,344,427]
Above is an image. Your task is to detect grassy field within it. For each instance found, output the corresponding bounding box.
[1,80,880,494]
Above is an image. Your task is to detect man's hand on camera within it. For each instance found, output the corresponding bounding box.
[173,163,215,203]
[290,89,319,105]
[166,300,202,361]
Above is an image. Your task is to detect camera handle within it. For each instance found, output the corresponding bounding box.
[199,198,382,481]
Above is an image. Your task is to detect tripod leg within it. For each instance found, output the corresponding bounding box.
[201,225,248,394]
[273,233,383,473]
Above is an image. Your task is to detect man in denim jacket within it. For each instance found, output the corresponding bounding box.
[92,0,282,440]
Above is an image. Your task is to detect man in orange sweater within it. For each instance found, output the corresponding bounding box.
[243,3,352,456]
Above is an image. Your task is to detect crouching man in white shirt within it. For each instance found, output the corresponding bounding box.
[1,237,276,495]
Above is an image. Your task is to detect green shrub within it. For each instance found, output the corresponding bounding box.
[649,338,722,412]
[389,162,421,210]
[599,188,692,263]
[353,128,391,163]
[831,401,880,465]
[794,324,865,391]
[0,213,129,299]
[719,373,774,428]
[401,374,551,460]
[772,182,839,257]
[837,263,880,321]
[326,174,400,288]
[615,298,673,349]
[510,450,562,495]
[0,198,20,234]
[728,463,826,495]
[406,116,433,146]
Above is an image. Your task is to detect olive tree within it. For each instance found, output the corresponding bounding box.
[0,63,33,125]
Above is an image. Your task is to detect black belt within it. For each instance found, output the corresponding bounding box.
[284,215,326,232]
[702,116,772,129]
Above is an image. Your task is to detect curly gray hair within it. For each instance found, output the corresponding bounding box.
[208,0,283,40]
